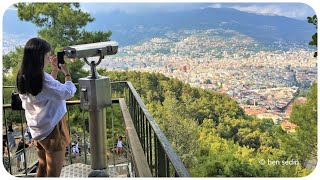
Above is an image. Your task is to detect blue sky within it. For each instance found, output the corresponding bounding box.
[79,3,316,20]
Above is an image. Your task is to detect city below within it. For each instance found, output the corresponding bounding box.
[100,29,317,131]
[3,29,317,132]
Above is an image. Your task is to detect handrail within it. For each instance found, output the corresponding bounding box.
[2,100,120,109]
[119,98,152,177]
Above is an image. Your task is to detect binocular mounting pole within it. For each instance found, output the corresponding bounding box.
[80,49,111,177]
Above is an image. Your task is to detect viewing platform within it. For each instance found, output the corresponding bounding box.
[2,81,190,177]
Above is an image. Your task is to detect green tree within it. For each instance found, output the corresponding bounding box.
[6,3,112,83]
[14,3,112,47]
[3,3,112,123]
[152,93,199,168]
[307,15,317,57]
[290,83,317,160]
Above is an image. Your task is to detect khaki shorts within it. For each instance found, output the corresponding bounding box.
[35,116,71,152]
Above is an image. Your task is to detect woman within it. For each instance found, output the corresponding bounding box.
[16,37,77,177]
[116,136,123,159]
[72,141,80,159]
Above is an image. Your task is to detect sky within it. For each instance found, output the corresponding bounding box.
[3,2,317,20]
[79,3,316,20]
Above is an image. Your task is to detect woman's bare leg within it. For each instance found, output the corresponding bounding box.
[119,147,122,157]
[45,148,66,177]
[116,147,119,158]
[36,149,47,177]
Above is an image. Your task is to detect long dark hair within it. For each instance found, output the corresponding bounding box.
[16,38,52,96]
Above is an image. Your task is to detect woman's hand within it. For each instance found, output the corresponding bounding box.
[60,63,72,81]
[59,64,70,76]
[50,55,59,72]
[50,55,59,79]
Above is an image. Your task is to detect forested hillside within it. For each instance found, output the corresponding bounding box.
[2,67,316,177]
[98,70,316,177]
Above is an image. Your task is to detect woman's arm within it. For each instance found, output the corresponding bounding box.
[50,55,59,79]
[51,69,58,79]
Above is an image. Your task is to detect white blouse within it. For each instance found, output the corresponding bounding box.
[20,72,77,141]
[117,140,123,148]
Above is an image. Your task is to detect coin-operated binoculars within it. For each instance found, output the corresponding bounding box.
[60,41,118,176]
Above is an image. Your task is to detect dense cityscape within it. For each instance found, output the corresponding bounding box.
[2,32,33,54]
[100,29,317,130]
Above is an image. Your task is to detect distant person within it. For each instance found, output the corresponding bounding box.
[25,124,32,143]
[16,37,77,177]
[3,144,10,171]
[72,141,80,159]
[7,125,16,152]
[15,138,30,172]
[116,136,123,159]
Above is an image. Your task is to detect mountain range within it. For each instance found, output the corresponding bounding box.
[3,7,315,47]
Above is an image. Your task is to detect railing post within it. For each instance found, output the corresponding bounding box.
[3,108,12,174]
[146,121,149,165]
[154,131,158,176]
[67,109,73,165]
[141,112,145,153]
[148,124,153,175]
[157,140,167,177]
[19,110,27,176]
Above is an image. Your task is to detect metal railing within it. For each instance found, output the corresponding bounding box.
[3,145,38,175]
[2,81,190,177]
[2,100,89,176]
[112,81,190,177]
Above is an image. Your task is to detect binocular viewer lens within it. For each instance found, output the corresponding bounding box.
[56,41,118,68]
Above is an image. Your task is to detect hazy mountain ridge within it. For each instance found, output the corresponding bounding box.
[87,8,313,46]
[3,7,314,48]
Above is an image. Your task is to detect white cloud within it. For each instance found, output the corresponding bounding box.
[230,5,282,16]
[226,4,315,20]
[5,6,17,11]
[208,4,222,9]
